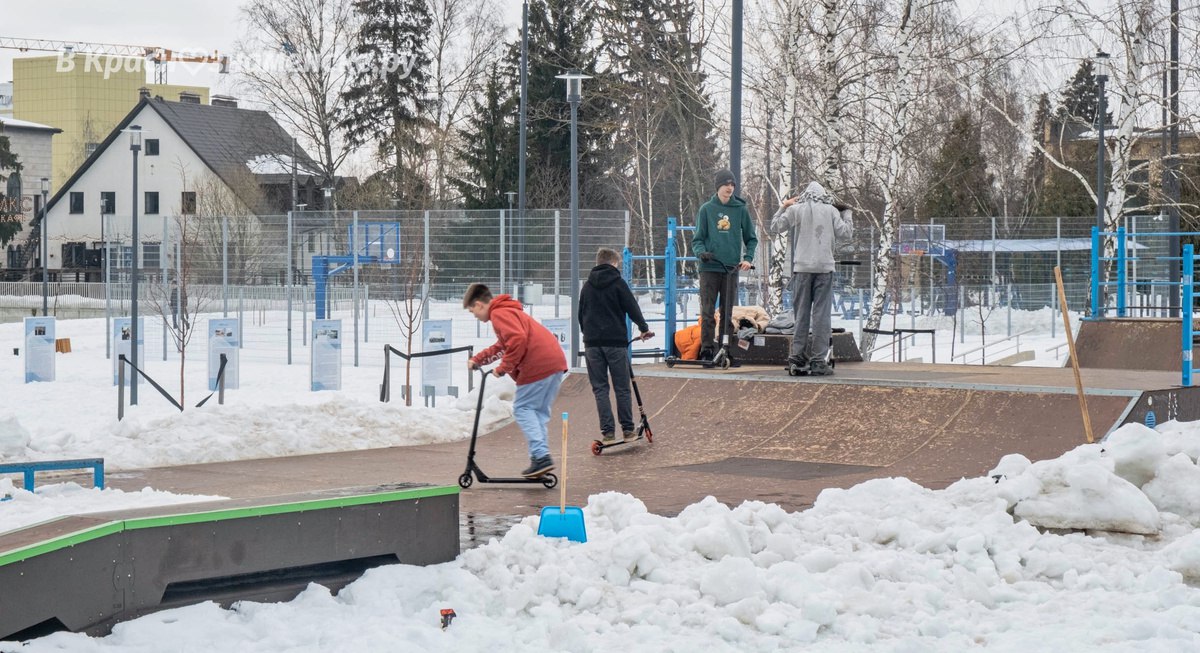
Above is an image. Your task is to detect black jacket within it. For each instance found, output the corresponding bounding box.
[579,264,649,347]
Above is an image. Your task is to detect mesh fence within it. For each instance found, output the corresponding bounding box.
[0,212,1187,365]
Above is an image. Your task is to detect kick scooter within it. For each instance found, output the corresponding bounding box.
[457,368,558,489]
[665,263,751,370]
[591,334,656,455]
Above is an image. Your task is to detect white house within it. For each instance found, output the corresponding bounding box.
[35,94,328,282]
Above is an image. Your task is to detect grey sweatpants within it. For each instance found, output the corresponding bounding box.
[790,272,833,362]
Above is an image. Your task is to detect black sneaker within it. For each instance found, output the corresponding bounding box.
[809,359,833,376]
[522,456,555,478]
[698,348,715,362]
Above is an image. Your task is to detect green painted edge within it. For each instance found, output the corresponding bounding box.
[124,485,459,529]
[0,521,124,568]
[0,485,458,567]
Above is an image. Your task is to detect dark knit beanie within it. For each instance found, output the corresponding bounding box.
[714,168,737,189]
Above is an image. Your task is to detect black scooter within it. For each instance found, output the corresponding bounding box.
[665,263,750,370]
[457,368,558,489]
[591,334,656,455]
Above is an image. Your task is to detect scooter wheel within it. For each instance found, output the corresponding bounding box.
[590,441,603,456]
[665,358,676,368]
[541,473,558,488]
[719,356,731,369]
[644,427,653,443]
[458,473,473,489]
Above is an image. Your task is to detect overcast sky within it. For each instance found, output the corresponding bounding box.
[0,0,527,92]
[3,1,1014,91]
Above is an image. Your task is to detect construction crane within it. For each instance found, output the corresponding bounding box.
[0,37,228,84]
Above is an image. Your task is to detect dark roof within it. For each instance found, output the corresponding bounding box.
[46,97,324,214]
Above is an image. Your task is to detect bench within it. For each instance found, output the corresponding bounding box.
[0,457,105,492]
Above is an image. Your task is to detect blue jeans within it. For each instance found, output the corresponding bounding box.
[512,372,564,460]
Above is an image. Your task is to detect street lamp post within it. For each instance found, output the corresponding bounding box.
[40,178,49,316]
[506,190,517,291]
[556,69,590,367]
[1093,51,1109,316]
[1094,51,1109,236]
[128,125,141,405]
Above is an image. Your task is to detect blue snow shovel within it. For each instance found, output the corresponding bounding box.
[537,412,587,542]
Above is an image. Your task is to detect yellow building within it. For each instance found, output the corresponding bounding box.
[12,55,208,187]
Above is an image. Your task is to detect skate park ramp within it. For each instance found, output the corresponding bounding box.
[93,362,1195,521]
[0,484,458,641]
[1072,318,1184,371]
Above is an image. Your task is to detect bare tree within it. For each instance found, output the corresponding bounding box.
[146,214,212,404]
[425,0,506,206]
[181,167,272,285]
[237,0,357,188]
[367,252,429,406]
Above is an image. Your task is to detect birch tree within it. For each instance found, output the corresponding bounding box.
[238,0,357,187]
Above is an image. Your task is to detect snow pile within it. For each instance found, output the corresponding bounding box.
[0,478,224,533]
[0,375,515,470]
[13,421,1200,651]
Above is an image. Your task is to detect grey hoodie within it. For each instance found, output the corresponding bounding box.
[769,181,853,274]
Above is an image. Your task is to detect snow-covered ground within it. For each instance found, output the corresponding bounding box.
[4,300,1200,650]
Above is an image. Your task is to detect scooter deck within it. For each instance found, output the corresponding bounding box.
[590,435,645,455]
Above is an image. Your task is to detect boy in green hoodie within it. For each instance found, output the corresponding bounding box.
[691,168,758,361]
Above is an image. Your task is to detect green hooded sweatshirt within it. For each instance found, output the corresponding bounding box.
[692,193,758,273]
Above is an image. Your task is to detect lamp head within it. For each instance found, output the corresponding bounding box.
[40,177,49,194]
[555,70,591,102]
[127,124,143,150]
[1093,50,1110,82]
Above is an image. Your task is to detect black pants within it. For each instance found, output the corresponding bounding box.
[699,269,738,353]
[584,346,633,434]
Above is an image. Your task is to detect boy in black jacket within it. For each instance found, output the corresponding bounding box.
[579,247,652,445]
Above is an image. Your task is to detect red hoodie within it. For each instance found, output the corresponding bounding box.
[470,294,567,385]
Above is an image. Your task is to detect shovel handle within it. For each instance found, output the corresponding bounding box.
[560,412,568,512]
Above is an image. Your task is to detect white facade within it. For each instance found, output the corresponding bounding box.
[43,104,237,272]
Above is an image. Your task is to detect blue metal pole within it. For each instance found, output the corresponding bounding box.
[1116,226,1126,317]
[665,217,677,353]
[1183,244,1193,387]
[623,247,633,342]
[1090,226,1101,318]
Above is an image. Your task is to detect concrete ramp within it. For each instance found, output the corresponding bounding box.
[1073,318,1184,371]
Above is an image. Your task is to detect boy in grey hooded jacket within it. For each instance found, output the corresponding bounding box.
[769,181,853,374]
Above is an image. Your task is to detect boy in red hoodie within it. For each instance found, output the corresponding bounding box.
[464,283,567,477]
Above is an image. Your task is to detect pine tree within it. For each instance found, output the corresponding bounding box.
[922,113,995,219]
[516,0,614,209]
[600,0,718,239]
[449,61,518,209]
[340,0,433,208]
[1053,60,1112,136]
[0,135,22,247]
[1031,63,1110,218]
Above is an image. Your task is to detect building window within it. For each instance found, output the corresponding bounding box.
[100,192,115,214]
[142,242,161,270]
[145,192,159,215]
[145,139,160,156]
[69,192,84,214]
[181,191,196,214]
[62,242,87,267]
